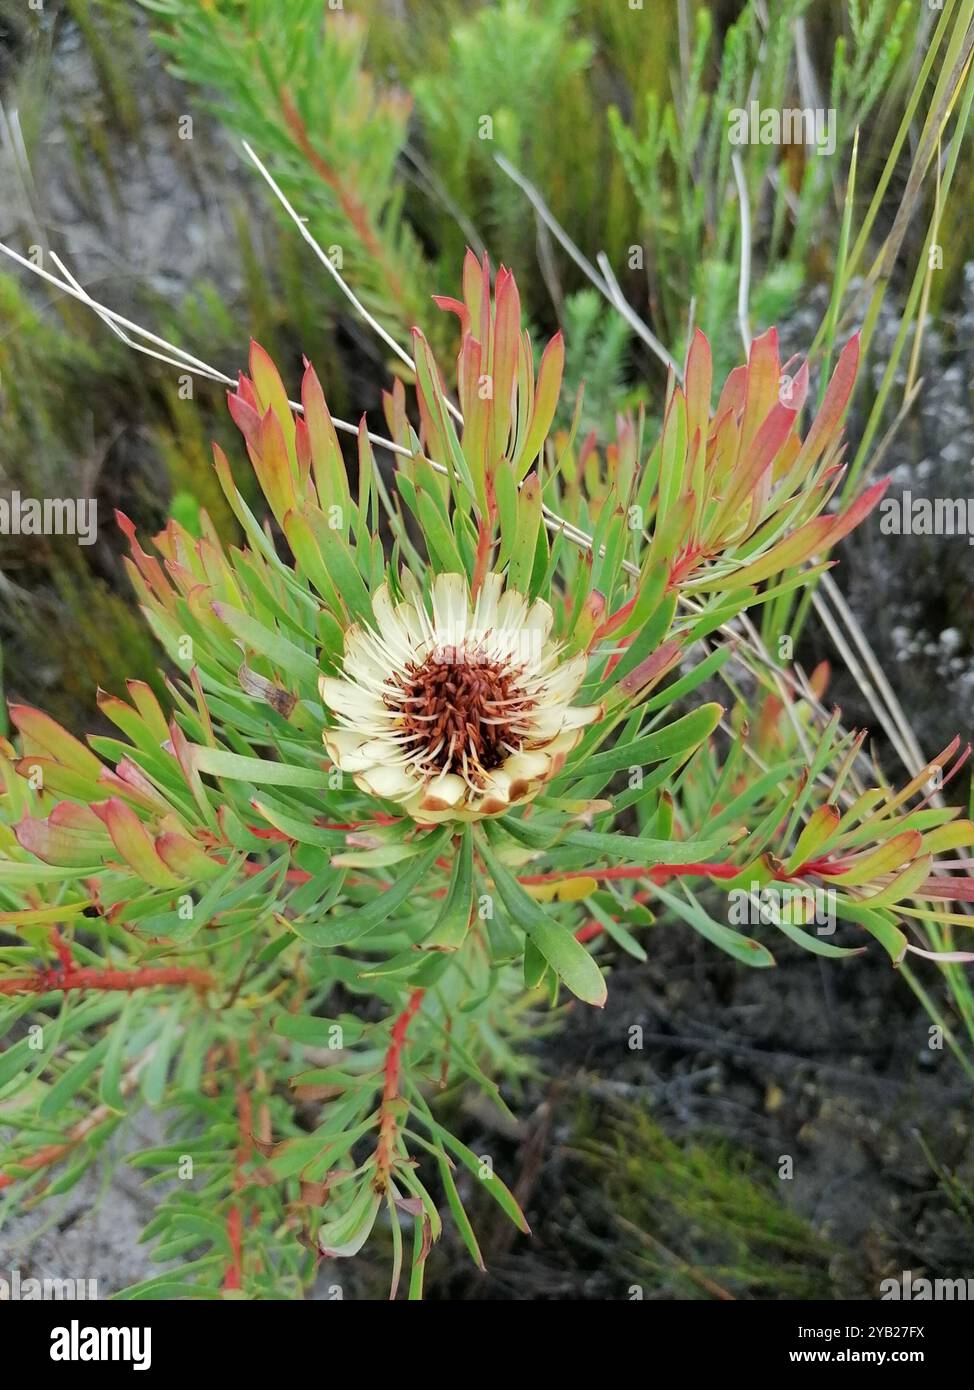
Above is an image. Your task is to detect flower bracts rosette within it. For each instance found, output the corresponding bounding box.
[320,573,601,824]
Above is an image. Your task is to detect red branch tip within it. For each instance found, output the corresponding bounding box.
[373,989,426,1187]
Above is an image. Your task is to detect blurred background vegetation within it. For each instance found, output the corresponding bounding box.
[2,0,974,1298]
[1,0,968,728]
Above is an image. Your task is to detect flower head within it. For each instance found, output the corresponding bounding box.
[320,573,600,823]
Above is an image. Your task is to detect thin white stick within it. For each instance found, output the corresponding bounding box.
[49,251,232,385]
[0,238,427,461]
[816,574,932,785]
[731,152,753,357]
[494,152,683,380]
[0,239,234,383]
[809,584,917,776]
[241,140,464,430]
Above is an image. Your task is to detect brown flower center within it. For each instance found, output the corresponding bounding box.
[388,645,534,784]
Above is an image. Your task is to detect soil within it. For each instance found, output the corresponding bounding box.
[444,925,974,1299]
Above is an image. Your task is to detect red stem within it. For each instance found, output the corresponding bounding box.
[518,862,740,886]
[279,92,411,313]
[0,965,214,997]
[373,988,425,1188]
[0,1140,75,1191]
[223,1081,253,1293]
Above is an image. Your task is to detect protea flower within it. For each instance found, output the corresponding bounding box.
[319,572,601,823]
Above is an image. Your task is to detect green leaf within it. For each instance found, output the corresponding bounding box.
[560,828,731,865]
[211,605,319,686]
[0,862,101,887]
[100,995,136,1111]
[653,885,776,967]
[834,896,907,963]
[114,1257,225,1300]
[40,1036,109,1120]
[422,829,474,950]
[273,1012,365,1046]
[332,841,432,869]
[0,1037,40,1094]
[479,839,607,1006]
[595,594,677,693]
[584,896,648,962]
[142,1005,183,1107]
[251,797,346,847]
[564,703,723,783]
[317,1184,382,1258]
[769,913,866,959]
[45,1155,95,1197]
[290,833,448,948]
[508,473,542,593]
[432,1142,485,1270]
[523,937,548,988]
[192,746,325,787]
[412,1108,530,1234]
